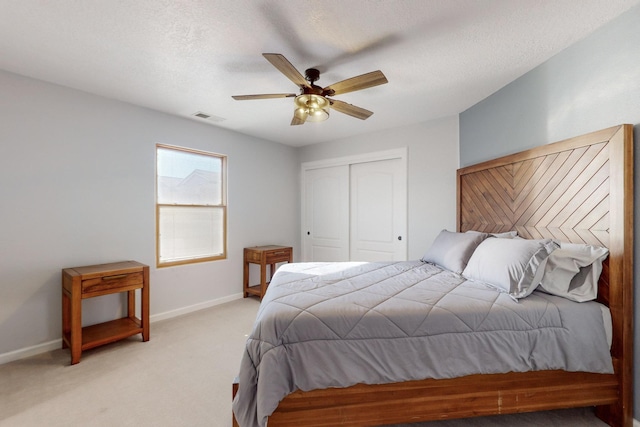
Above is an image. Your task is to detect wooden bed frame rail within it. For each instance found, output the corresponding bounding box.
[233,124,634,427]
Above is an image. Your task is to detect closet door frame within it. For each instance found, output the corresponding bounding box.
[301,148,408,262]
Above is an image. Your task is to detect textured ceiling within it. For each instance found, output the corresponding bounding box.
[1,0,638,147]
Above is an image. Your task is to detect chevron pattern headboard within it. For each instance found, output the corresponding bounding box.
[458,141,610,245]
[457,125,634,423]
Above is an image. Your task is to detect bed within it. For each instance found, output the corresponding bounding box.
[232,124,634,427]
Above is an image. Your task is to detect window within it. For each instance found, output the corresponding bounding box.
[156,144,227,267]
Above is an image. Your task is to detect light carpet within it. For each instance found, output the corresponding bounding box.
[0,297,608,426]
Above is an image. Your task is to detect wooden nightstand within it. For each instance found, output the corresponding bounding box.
[61,260,149,365]
[243,246,292,299]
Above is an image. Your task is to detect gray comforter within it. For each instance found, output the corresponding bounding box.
[232,261,613,427]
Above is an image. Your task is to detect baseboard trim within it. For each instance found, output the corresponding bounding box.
[634,417,640,427]
[149,293,243,322]
[0,339,63,365]
[0,293,244,365]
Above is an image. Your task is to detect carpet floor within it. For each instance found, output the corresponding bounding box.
[0,297,609,426]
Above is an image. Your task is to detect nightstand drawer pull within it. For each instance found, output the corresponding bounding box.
[103,274,129,280]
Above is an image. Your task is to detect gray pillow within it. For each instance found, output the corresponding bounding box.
[462,238,559,299]
[466,230,518,239]
[422,230,490,274]
[539,242,609,302]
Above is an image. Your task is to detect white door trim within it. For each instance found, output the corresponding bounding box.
[301,148,407,171]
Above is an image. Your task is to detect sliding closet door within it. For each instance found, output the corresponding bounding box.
[350,159,406,261]
[303,165,349,261]
[302,149,407,262]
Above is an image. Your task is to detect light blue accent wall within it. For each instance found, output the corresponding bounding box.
[461,5,640,166]
[459,4,640,417]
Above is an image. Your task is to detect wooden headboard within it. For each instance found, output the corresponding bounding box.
[457,124,634,425]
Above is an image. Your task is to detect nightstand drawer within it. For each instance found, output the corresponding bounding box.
[82,271,144,294]
[246,251,262,263]
[266,249,291,264]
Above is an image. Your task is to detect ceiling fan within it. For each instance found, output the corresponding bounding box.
[232,53,388,125]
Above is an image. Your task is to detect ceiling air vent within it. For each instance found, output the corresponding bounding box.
[192,111,226,122]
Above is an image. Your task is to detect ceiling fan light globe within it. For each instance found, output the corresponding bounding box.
[306,108,329,122]
[294,107,307,120]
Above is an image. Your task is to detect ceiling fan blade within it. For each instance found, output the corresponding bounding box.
[263,53,309,88]
[324,70,388,96]
[330,99,374,120]
[232,93,296,100]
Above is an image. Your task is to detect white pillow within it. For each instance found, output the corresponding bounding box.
[538,242,609,302]
[462,238,559,299]
[421,230,490,274]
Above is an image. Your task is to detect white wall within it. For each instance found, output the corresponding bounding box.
[0,70,299,358]
[298,116,459,260]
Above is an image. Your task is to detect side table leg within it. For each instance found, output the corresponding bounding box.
[260,262,267,300]
[269,263,276,284]
[141,266,150,341]
[61,289,70,349]
[127,290,135,319]
[70,283,82,365]
[243,258,249,298]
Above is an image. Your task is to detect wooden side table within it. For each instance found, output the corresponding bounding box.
[243,246,292,299]
[61,260,149,364]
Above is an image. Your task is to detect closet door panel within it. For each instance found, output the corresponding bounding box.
[350,159,407,261]
[303,166,349,261]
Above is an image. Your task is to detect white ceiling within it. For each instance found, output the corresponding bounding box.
[1,0,638,147]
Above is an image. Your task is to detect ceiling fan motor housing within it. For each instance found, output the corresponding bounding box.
[304,68,320,84]
[302,68,328,95]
